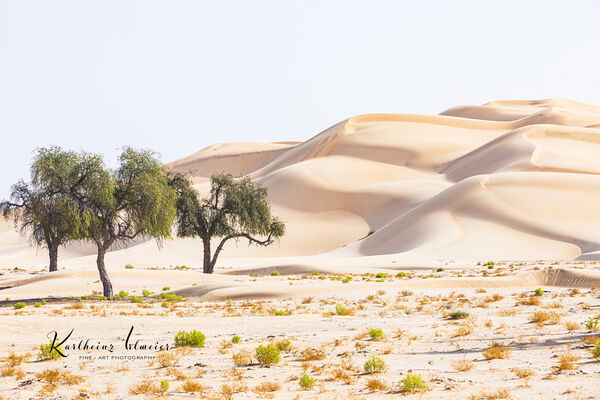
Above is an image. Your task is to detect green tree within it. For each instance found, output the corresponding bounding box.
[169,173,285,274]
[0,147,85,272]
[71,147,177,298]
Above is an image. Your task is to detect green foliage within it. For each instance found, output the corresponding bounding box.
[117,291,129,299]
[124,264,134,269]
[231,335,241,344]
[160,293,184,302]
[299,373,316,390]
[160,302,169,308]
[142,289,152,297]
[400,373,426,392]
[169,173,285,273]
[276,340,292,352]
[534,288,544,296]
[274,310,288,316]
[342,276,352,284]
[592,340,600,359]
[130,296,143,303]
[364,356,386,373]
[270,270,280,276]
[586,319,599,332]
[485,261,495,269]
[255,344,281,366]
[159,380,170,392]
[13,302,26,309]
[375,272,387,278]
[396,272,406,277]
[34,302,42,308]
[174,330,206,347]
[38,342,64,360]
[162,286,171,291]
[369,328,384,340]
[449,311,470,320]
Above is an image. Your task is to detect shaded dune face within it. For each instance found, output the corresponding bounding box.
[2,98,600,266]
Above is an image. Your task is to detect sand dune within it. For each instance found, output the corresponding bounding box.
[2,98,600,273]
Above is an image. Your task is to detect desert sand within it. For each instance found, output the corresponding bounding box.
[1,99,600,399]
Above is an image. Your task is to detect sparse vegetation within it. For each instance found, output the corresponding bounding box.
[174,330,206,347]
[299,373,316,390]
[399,373,426,393]
[364,356,386,373]
[255,344,281,366]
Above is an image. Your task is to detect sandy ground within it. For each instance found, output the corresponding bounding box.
[1,261,600,399]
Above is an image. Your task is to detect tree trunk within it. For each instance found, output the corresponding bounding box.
[202,239,212,274]
[48,243,59,272]
[96,245,114,298]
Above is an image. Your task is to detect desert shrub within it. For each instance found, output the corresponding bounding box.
[365,377,388,391]
[232,350,252,365]
[130,296,143,303]
[252,381,281,395]
[449,311,469,320]
[38,342,64,360]
[13,302,25,309]
[591,339,600,359]
[399,373,426,393]
[482,343,511,360]
[451,359,474,372]
[162,286,170,291]
[276,339,292,352]
[174,330,205,347]
[335,304,355,316]
[33,302,42,308]
[231,335,241,344]
[270,270,280,276]
[453,324,473,337]
[300,348,326,361]
[369,328,384,340]
[160,380,170,392]
[396,272,407,277]
[255,344,281,366]
[586,319,599,332]
[512,368,534,379]
[342,276,352,283]
[564,321,581,332]
[534,288,544,296]
[299,374,316,390]
[161,293,184,302]
[375,272,387,279]
[161,301,169,308]
[556,351,579,371]
[142,289,152,297]
[364,356,386,373]
[156,351,179,367]
[180,379,205,393]
[273,310,288,316]
[529,311,549,327]
[124,264,134,269]
[116,290,129,298]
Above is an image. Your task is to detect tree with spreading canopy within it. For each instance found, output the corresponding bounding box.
[169,173,285,274]
[68,147,177,298]
[0,147,86,272]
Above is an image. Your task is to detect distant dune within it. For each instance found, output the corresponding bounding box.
[2,98,600,270]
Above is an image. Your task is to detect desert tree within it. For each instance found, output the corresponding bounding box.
[169,173,285,274]
[70,147,177,298]
[0,147,85,272]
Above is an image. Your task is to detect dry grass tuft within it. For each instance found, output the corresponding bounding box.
[365,377,389,391]
[563,321,581,332]
[300,348,326,361]
[180,379,206,393]
[556,351,580,371]
[156,351,179,367]
[451,359,474,372]
[482,343,511,360]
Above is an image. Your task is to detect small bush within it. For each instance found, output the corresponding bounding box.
[449,311,469,320]
[130,296,143,303]
[364,356,386,373]
[564,321,581,332]
[396,272,406,277]
[375,272,387,279]
[534,288,544,296]
[369,328,384,340]
[180,379,205,393]
[142,289,152,297]
[482,343,511,360]
[276,340,292,352]
[299,373,316,390]
[451,359,474,372]
[124,264,134,269]
[38,342,64,360]
[335,304,355,316]
[556,351,579,371]
[232,350,252,365]
[162,286,171,291]
[270,270,280,276]
[365,377,389,391]
[342,276,352,284]
[399,373,426,393]
[161,301,169,308]
[273,310,288,316]
[300,348,326,361]
[585,319,599,332]
[159,380,170,392]
[231,335,241,344]
[255,344,281,366]
[161,293,184,302]
[174,330,206,347]
[13,302,25,309]
[590,339,600,359]
[33,302,42,308]
[529,311,549,327]
[156,351,179,367]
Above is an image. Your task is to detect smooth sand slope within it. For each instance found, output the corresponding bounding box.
[2,98,600,272]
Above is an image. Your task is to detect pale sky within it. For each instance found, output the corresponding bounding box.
[1,1,599,197]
